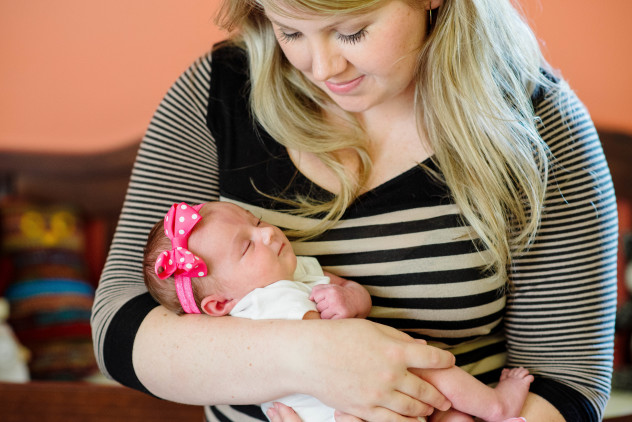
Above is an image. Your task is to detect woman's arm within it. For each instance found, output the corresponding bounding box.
[134,307,454,419]
[506,83,618,421]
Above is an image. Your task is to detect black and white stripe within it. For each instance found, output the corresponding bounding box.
[505,83,618,417]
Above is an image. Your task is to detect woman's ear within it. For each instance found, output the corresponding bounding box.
[200,294,236,317]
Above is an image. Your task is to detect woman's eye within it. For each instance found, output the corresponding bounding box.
[337,29,367,44]
[257,218,262,227]
[279,31,302,43]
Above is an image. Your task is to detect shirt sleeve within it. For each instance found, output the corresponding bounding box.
[230,280,320,321]
[90,49,219,392]
[505,82,618,421]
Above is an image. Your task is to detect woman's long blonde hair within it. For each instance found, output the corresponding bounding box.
[215,0,554,284]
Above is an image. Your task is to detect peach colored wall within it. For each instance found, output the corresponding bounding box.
[1,0,631,153]
[0,0,227,153]
[520,0,632,136]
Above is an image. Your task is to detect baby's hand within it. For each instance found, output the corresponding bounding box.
[310,284,356,319]
[310,273,371,319]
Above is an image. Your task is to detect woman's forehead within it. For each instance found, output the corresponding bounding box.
[258,0,385,18]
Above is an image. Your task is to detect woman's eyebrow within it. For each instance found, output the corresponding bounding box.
[267,17,290,28]
[266,16,299,32]
[267,15,359,32]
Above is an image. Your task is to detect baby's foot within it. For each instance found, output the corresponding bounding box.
[486,368,533,422]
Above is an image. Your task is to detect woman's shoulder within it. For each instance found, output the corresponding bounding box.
[530,68,561,109]
[532,69,604,176]
[532,69,594,144]
[175,41,248,89]
[210,41,249,74]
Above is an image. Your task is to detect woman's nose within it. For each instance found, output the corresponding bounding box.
[310,41,344,81]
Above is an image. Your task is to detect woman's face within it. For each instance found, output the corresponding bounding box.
[264,1,428,115]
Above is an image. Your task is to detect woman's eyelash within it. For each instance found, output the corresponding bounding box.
[279,31,301,43]
[278,29,367,44]
[337,29,367,44]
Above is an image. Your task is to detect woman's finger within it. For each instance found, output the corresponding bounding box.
[333,410,364,422]
[381,384,443,417]
[361,406,431,422]
[266,402,302,422]
[396,369,452,413]
[404,342,455,373]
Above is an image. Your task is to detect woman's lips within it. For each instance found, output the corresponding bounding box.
[325,76,364,94]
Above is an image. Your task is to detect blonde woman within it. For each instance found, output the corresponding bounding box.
[91,1,617,421]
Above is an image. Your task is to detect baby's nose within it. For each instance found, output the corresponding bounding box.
[260,226,275,245]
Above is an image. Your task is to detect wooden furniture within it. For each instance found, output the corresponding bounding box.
[0,130,631,420]
[0,141,206,421]
[0,142,139,241]
[600,130,632,203]
[0,381,203,422]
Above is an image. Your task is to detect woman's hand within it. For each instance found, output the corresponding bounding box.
[290,319,454,422]
[266,402,302,422]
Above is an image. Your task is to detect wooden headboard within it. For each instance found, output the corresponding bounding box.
[0,141,140,286]
[0,142,139,217]
[0,141,206,421]
[599,130,631,202]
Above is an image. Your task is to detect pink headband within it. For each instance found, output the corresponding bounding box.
[155,202,208,314]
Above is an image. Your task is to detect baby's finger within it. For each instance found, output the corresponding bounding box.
[319,307,337,320]
[309,285,328,302]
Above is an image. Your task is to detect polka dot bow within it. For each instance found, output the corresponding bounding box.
[155,202,208,314]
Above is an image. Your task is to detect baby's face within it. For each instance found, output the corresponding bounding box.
[189,202,297,300]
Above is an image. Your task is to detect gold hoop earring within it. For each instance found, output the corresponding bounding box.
[429,8,433,26]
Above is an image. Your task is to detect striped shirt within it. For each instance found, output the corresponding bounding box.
[91,45,618,422]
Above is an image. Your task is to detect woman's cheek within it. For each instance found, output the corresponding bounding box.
[279,45,311,74]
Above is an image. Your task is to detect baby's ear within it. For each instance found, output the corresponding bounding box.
[200,294,236,317]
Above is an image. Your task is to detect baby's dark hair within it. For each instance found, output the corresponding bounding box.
[143,218,206,315]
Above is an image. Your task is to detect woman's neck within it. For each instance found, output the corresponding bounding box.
[287,110,432,196]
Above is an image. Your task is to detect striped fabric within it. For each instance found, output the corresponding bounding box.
[91,46,617,421]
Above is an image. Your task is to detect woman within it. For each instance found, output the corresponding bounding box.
[91,0,618,421]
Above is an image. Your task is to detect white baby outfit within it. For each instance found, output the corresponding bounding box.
[230,256,335,422]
